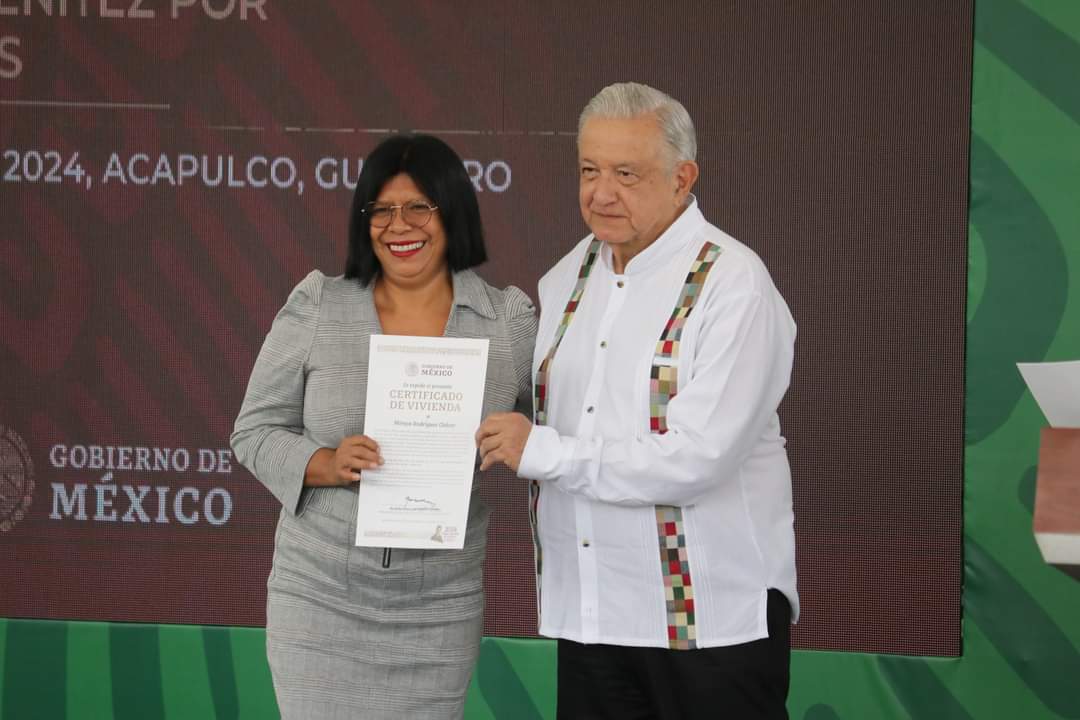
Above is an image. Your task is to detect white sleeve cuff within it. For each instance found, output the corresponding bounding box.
[518,424,570,482]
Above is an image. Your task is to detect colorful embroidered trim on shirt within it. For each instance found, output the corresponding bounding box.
[530,237,603,582]
[649,242,722,433]
[652,240,722,650]
[657,505,697,650]
[534,238,603,426]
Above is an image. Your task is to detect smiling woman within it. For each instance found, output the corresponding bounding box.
[347,135,486,288]
[230,133,537,720]
[366,174,449,296]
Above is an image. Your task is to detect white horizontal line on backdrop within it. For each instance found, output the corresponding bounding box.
[1,99,170,110]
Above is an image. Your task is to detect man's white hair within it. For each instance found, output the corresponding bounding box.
[578,82,697,166]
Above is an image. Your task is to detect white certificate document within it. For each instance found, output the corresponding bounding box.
[355,335,489,549]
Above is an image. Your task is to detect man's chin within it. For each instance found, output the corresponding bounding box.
[588,225,626,244]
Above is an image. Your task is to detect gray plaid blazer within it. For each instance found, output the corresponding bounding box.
[231,268,537,520]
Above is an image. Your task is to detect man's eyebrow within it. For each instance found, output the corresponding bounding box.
[578,159,643,171]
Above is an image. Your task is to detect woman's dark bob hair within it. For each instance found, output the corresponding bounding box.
[345,134,487,286]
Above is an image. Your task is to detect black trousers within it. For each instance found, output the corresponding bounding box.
[557,589,791,720]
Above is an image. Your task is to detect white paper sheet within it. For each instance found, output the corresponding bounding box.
[355,335,489,549]
[1017,360,1080,428]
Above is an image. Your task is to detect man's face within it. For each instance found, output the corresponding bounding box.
[578,113,696,266]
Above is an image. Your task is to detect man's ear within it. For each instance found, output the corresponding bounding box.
[673,160,699,203]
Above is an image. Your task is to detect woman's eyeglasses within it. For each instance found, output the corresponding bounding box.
[363,201,439,228]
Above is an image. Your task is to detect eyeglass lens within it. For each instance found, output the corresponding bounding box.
[367,202,435,228]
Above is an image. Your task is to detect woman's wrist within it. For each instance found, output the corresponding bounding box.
[303,447,338,487]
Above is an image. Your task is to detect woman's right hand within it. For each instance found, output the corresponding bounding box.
[304,435,383,486]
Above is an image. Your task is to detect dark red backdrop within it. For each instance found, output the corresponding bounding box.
[0,2,971,655]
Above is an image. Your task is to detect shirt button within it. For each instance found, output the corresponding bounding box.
[600,341,607,349]
[582,539,591,548]
[616,280,625,288]
[586,406,595,414]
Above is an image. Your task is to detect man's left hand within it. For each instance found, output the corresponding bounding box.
[476,412,533,472]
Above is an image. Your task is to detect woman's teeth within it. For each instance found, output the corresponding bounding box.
[389,241,425,252]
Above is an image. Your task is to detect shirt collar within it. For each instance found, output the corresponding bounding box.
[451,268,496,319]
[601,195,705,275]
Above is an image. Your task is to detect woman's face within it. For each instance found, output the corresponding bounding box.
[369,173,449,288]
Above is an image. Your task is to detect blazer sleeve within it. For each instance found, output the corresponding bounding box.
[505,285,539,419]
[231,270,326,515]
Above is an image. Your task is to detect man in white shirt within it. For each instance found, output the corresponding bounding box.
[477,82,797,719]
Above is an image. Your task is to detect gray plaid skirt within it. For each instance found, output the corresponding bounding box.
[265,485,487,720]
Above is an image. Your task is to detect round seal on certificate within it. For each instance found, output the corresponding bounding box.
[0,426,35,532]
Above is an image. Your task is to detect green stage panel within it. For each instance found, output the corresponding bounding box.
[0,621,982,720]
[9,620,1074,720]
